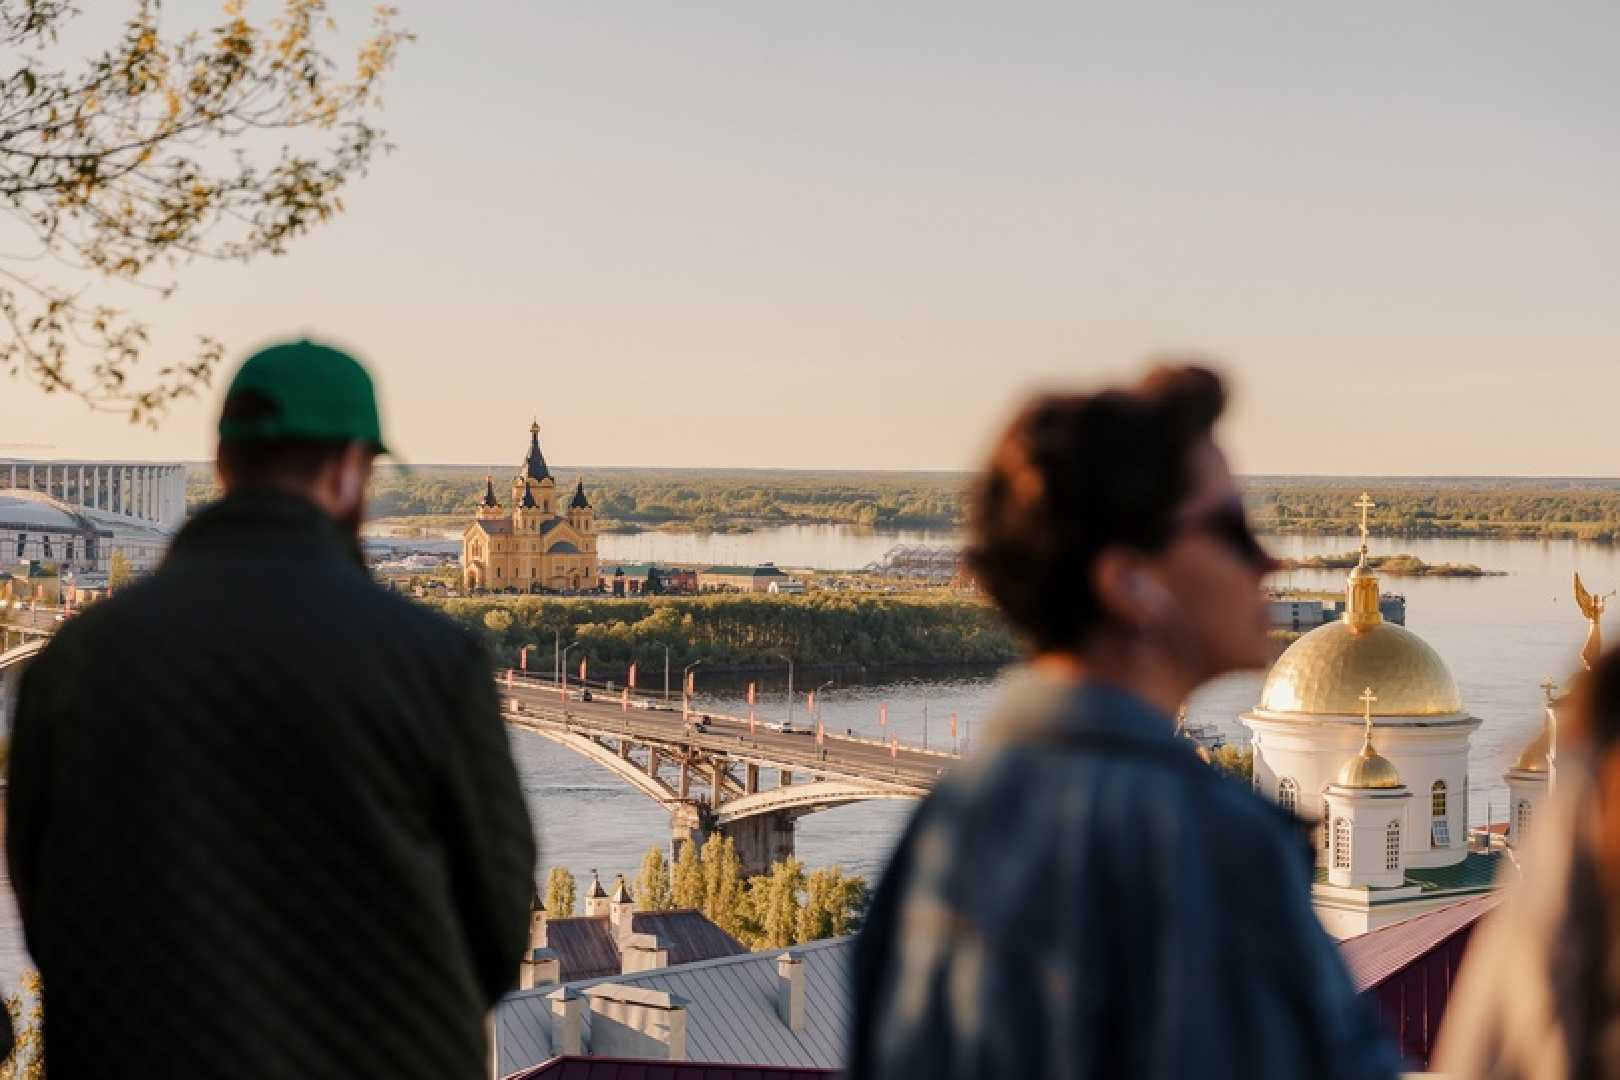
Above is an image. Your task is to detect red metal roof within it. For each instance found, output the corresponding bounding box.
[1339,893,1501,992]
[508,1056,839,1080]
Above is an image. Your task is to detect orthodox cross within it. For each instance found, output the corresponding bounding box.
[1359,686,1377,742]
[1354,492,1376,551]
[1541,677,1559,705]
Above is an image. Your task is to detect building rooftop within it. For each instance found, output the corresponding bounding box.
[544,910,749,983]
[700,565,788,578]
[1339,893,1500,993]
[1313,849,1504,896]
[509,1057,838,1080]
[495,936,851,1075]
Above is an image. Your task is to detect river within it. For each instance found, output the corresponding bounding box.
[0,528,1612,994]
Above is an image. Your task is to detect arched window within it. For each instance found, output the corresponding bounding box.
[1431,781,1450,847]
[1515,799,1533,839]
[1333,818,1351,870]
[1277,778,1298,814]
[1385,820,1401,871]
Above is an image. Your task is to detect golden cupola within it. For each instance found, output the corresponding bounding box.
[1334,687,1403,789]
[1511,679,1558,774]
[1256,493,1464,718]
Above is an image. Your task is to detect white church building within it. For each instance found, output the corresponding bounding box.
[1243,496,1551,939]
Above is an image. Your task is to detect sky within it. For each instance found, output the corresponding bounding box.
[3,2,1618,474]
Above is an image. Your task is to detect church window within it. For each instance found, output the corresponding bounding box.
[1277,777,1298,814]
[1515,799,1532,839]
[1431,781,1448,847]
[1385,820,1401,871]
[1332,818,1350,870]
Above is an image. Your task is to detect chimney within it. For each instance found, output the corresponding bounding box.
[520,947,561,991]
[609,875,636,941]
[777,951,804,1033]
[584,983,689,1060]
[548,986,584,1057]
[620,931,670,974]
[584,869,610,919]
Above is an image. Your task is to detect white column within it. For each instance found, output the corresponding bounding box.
[77,465,85,508]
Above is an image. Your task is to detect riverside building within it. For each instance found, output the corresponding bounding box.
[462,422,599,593]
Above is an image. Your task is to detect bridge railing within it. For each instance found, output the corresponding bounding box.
[500,676,960,764]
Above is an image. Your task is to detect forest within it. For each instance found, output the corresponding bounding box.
[185,464,1620,542]
[432,592,1020,673]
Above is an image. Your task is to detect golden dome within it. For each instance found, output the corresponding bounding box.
[1258,620,1464,717]
[1511,721,1551,773]
[1335,740,1404,789]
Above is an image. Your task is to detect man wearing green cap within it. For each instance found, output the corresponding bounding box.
[8,339,537,1078]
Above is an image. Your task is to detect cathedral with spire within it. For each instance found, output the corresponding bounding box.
[461,421,599,593]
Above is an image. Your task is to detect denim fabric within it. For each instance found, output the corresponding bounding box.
[849,672,1400,1080]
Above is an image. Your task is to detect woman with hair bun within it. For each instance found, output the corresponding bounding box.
[848,365,1398,1080]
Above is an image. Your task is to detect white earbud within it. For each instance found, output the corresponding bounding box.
[1132,574,1173,617]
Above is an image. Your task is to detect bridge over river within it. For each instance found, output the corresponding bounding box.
[503,676,951,875]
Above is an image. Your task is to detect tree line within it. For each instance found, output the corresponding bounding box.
[543,843,868,950]
[438,592,1020,671]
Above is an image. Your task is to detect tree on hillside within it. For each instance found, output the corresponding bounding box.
[700,835,744,937]
[543,866,576,918]
[671,839,704,911]
[635,846,673,912]
[1,1,408,423]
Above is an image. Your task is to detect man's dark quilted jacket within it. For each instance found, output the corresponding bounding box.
[7,491,536,1077]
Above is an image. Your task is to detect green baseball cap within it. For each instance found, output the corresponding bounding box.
[217,338,389,453]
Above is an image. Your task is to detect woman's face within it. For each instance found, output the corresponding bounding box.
[1151,438,1277,677]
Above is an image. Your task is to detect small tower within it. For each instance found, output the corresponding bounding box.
[584,869,610,918]
[1504,680,1554,849]
[518,419,557,515]
[476,474,503,520]
[608,874,636,942]
[568,478,594,537]
[1344,493,1382,632]
[1323,687,1412,888]
[529,888,548,950]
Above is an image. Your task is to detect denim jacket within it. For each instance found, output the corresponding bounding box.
[848,672,1400,1080]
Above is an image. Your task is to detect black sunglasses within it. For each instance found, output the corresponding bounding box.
[1169,498,1273,570]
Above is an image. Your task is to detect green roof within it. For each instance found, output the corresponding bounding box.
[701,564,787,578]
[1313,849,1503,895]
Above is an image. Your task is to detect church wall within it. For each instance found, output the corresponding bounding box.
[1247,714,1477,869]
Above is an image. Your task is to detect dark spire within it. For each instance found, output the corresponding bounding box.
[520,480,538,509]
[569,478,591,510]
[523,420,552,483]
[481,474,499,508]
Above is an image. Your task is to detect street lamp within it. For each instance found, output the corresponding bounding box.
[811,679,833,733]
[562,641,583,709]
[552,629,563,687]
[682,658,704,718]
[770,653,795,727]
[659,643,673,702]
